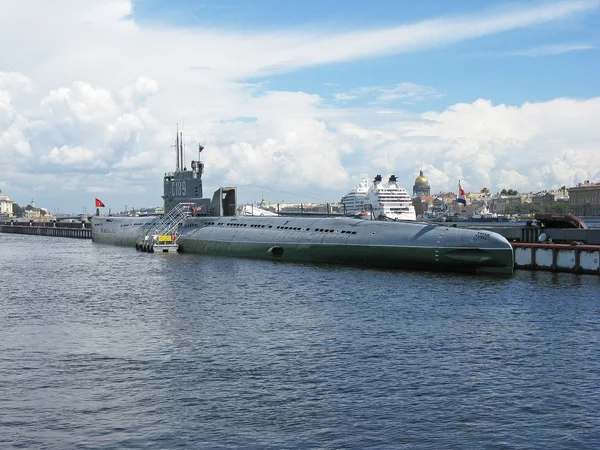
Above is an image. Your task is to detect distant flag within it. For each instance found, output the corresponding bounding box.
[456,181,467,206]
[95,198,105,208]
[198,144,204,153]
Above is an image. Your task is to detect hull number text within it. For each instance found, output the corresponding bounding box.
[172,181,187,197]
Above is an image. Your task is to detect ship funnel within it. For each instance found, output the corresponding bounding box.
[374,175,382,183]
[389,175,397,183]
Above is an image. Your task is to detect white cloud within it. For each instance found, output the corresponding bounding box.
[0,121,32,159]
[510,43,594,57]
[0,90,15,127]
[0,72,34,94]
[361,97,600,193]
[42,82,119,125]
[333,93,358,102]
[107,113,145,143]
[0,0,598,210]
[42,145,109,170]
[236,0,599,77]
[375,83,443,103]
[333,83,443,104]
[1,0,596,86]
[0,89,33,163]
[118,77,160,108]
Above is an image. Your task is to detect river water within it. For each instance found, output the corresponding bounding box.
[1,233,599,449]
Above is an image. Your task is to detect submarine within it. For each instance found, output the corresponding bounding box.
[91,133,514,275]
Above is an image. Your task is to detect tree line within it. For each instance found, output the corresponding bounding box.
[10,203,30,218]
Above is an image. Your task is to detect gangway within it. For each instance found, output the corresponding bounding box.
[136,202,195,253]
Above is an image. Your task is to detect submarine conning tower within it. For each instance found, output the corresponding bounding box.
[162,130,236,217]
[162,128,207,215]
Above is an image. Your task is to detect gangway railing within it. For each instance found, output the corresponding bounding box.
[137,202,194,247]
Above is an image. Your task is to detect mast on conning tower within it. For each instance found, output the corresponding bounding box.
[180,131,185,170]
[174,124,180,171]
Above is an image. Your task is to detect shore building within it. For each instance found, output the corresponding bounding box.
[569,181,600,216]
[0,189,13,217]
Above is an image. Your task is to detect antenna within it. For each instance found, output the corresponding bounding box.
[180,131,185,170]
[174,124,180,171]
[179,124,183,171]
[182,118,186,170]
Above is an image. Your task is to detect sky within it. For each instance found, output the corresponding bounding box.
[0,0,599,214]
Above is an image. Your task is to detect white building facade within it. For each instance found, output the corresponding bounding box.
[0,190,13,217]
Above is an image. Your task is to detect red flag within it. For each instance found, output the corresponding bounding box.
[456,181,467,206]
[95,198,105,208]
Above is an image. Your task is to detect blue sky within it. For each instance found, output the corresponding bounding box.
[129,0,600,108]
[0,0,599,213]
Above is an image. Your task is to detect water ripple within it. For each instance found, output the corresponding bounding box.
[0,234,599,449]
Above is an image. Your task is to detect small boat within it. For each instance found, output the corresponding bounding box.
[470,202,498,222]
[135,234,179,253]
[353,210,372,219]
[153,234,179,253]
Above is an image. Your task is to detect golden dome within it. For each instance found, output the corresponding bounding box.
[415,170,428,185]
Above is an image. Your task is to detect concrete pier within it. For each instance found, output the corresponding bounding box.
[463,224,600,245]
[512,242,600,275]
[461,222,600,275]
[0,222,91,239]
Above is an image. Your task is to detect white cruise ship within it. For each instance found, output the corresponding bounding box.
[340,177,369,215]
[341,175,416,221]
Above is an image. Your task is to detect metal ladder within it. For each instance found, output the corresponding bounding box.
[138,202,195,246]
